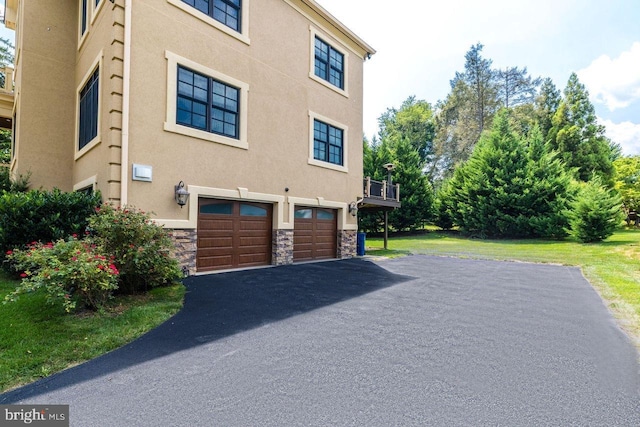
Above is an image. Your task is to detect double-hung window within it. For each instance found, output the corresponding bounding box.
[313,119,343,166]
[177,65,240,139]
[314,36,344,90]
[78,68,99,150]
[181,0,241,32]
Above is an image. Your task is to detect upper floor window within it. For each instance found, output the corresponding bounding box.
[165,51,249,149]
[177,65,240,139]
[314,36,344,90]
[78,68,99,150]
[80,0,105,42]
[181,0,241,32]
[313,119,343,166]
[81,0,89,35]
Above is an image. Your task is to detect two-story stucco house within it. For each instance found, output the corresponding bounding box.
[2,0,377,274]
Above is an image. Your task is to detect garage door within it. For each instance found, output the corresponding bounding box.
[293,207,337,262]
[197,199,272,272]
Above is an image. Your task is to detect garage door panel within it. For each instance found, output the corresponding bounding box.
[198,236,233,247]
[293,207,337,262]
[239,220,269,231]
[199,218,234,229]
[197,200,272,272]
[197,255,233,270]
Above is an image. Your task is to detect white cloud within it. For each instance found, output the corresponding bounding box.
[578,42,640,111]
[601,118,640,155]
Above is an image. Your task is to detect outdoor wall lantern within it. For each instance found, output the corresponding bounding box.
[174,181,190,208]
[349,201,358,217]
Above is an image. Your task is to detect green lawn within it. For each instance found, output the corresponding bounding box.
[365,228,640,346]
[0,277,185,393]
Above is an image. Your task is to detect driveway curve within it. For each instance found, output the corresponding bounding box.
[2,256,639,426]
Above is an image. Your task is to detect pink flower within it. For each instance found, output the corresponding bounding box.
[19,273,27,278]
[72,233,78,238]
[5,250,12,255]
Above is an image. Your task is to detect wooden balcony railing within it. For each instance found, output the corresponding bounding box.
[363,177,400,205]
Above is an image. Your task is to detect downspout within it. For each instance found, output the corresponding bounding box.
[120,0,131,205]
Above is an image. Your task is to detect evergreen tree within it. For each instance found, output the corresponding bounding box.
[496,66,541,108]
[434,43,506,180]
[387,136,434,231]
[523,126,575,238]
[360,99,436,233]
[548,73,614,183]
[534,77,561,140]
[568,175,623,242]
[445,110,574,238]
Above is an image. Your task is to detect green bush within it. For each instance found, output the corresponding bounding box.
[568,176,623,243]
[0,189,101,257]
[4,238,119,312]
[0,168,30,193]
[88,205,181,294]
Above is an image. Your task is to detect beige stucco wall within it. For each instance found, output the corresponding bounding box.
[9,0,370,234]
[11,0,77,189]
[123,0,366,230]
[72,0,124,200]
[10,0,124,198]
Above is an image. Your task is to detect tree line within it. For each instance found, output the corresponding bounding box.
[362,43,629,242]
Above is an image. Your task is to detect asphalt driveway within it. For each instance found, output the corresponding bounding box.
[2,256,639,426]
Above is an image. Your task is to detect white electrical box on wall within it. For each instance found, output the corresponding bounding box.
[132,164,153,182]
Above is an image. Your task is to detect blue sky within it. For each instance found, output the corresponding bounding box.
[1,2,638,153]
[316,0,640,154]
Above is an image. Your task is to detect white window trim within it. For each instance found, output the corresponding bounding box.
[164,51,249,150]
[91,0,106,25]
[75,52,103,161]
[308,111,348,173]
[167,0,251,46]
[73,175,98,192]
[78,0,106,49]
[78,0,89,48]
[309,26,349,98]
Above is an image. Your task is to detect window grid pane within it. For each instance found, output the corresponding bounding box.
[314,37,344,90]
[177,66,240,139]
[181,0,241,32]
[313,119,343,166]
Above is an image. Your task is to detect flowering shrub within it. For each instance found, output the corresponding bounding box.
[88,204,181,294]
[4,238,119,312]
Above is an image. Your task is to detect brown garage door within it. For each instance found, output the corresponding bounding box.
[293,207,337,262]
[197,199,272,272]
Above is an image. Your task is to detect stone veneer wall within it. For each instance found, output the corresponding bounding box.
[273,229,294,266]
[169,229,197,276]
[338,230,357,259]
[169,228,353,275]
